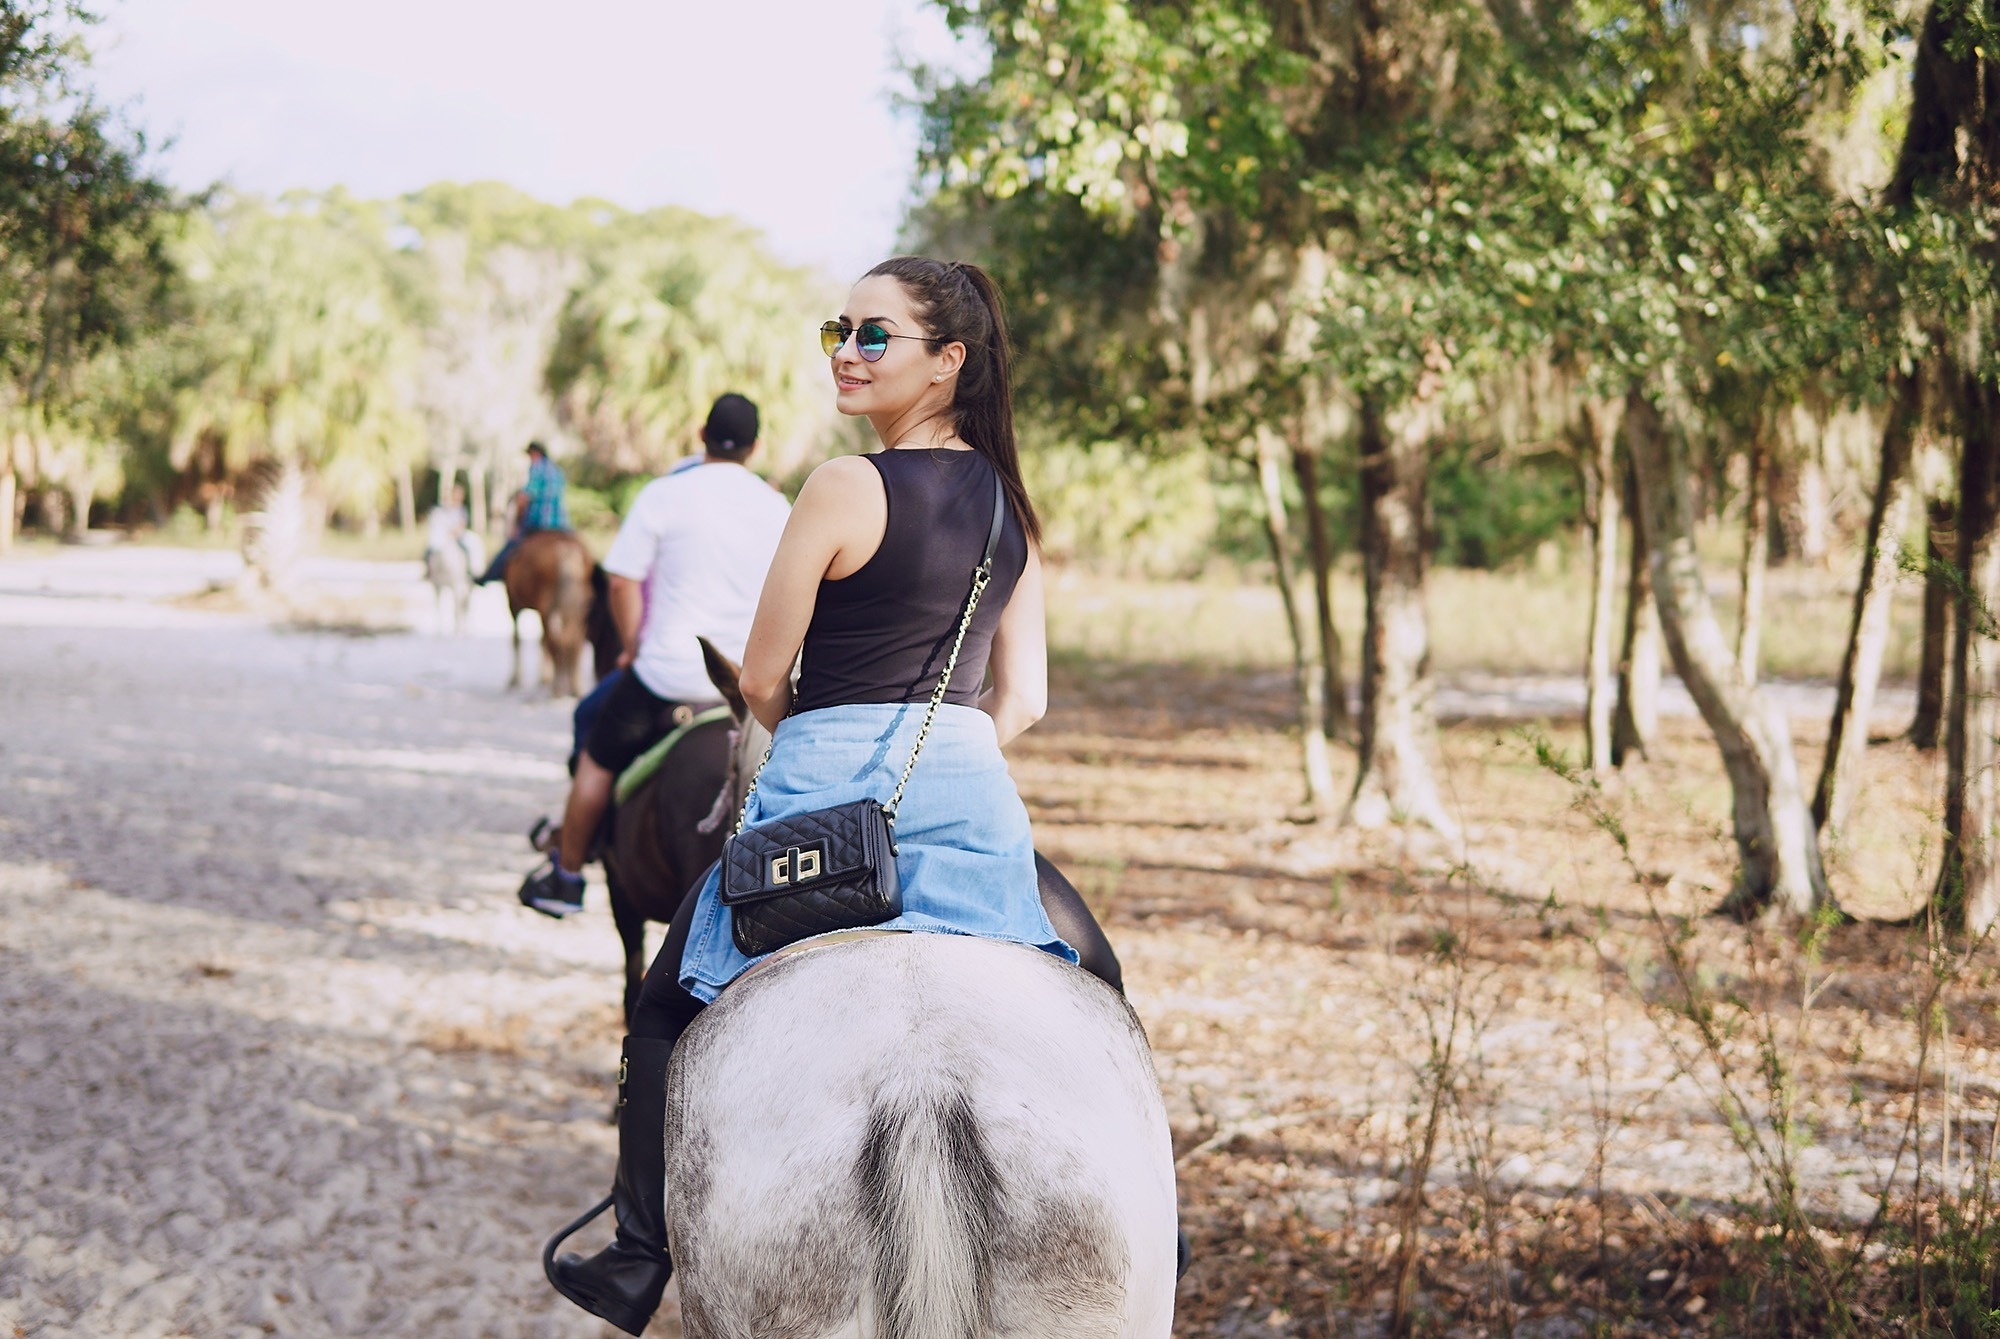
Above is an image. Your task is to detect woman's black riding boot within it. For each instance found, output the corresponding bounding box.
[545,1036,674,1336]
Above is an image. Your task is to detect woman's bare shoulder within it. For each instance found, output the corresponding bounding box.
[796,454,883,507]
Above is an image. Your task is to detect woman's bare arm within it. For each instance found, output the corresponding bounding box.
[979,544,1047,747]
[737,456,887,731]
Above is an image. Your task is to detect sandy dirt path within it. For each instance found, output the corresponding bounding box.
[1,548,671,1338]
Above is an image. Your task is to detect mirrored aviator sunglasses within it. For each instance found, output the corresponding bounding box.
[819,320,929,363]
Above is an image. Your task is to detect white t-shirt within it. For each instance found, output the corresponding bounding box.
[602,460,791,701]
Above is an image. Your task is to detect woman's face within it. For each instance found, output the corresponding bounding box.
[829,274,962,420]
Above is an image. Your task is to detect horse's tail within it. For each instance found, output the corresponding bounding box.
[860,1088,997,1339]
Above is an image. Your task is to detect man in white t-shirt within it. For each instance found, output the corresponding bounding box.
[520,393,791,917]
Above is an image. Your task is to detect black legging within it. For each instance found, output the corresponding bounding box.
[631,852,1123,1046]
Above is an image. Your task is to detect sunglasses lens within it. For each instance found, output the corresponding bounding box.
[819,321,847,358]
[857,323,891,362]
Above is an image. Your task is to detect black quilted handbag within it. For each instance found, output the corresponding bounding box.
[718,473,1007,958]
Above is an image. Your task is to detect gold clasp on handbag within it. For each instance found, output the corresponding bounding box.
[768,845,822,888]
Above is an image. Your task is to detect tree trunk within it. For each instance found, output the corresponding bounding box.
[1911,495,1955,749]
[1937,374,2000,931]
[1292,438,1352,742]
[1625,388,1829,917]
[0,468,14,554]
[1583,398,1623,773]
[1257,428,1339,814]
[396,460,417,534]
[39,486,66,537]
[1737,425,1770,686]
[1613,455,1660,766]
[67,478,91,538]
[1347,396,1454,834]
[1814,376,1919,839]
[1793,451,1831,569]
[468,457,490,537]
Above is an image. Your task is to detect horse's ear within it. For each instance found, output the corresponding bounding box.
[699,636,749,719]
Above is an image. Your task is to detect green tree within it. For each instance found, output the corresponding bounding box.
[545,208,836,481]
[0,0,175,544]
[1886,0,2000,931]
[165,192,426,581]
[916,0,1396,817]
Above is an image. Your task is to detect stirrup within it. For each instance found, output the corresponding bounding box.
[542,1193,615,1289]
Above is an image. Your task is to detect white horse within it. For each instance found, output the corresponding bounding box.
[424,534,480,636]
[662,931,1179,1339]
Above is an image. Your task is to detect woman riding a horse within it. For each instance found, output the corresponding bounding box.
[543,257,1148,1337]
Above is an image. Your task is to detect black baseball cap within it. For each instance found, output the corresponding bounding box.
[703,394,759,455]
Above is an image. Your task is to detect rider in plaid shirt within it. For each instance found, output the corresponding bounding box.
[520,450,569,531]
[478,441,569,585]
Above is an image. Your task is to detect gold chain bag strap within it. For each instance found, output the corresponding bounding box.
[717,471,1007,958]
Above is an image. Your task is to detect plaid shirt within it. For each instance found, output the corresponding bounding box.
[521,457,569,532]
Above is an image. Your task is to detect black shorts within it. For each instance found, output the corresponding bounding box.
[583,671,707,775]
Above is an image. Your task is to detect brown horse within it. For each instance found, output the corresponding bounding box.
[502,531,599,697]
[599,639,762,1023]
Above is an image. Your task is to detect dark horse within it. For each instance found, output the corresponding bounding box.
[600,640,750,1024]
[530,637,748,1025]
[503,530,602,697]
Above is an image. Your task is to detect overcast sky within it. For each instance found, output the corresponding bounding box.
[88,0,977,282]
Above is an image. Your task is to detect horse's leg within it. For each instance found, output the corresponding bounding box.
[560,643,582,698]
[509,610,523,689]
[606,860,647,1035]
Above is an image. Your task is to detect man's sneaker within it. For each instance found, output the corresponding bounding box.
[519,861,585,918]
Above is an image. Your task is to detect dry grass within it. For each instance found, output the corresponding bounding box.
[1046,559,1925,684]
[1018,657,1974,1336]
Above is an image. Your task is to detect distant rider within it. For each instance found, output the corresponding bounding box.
[423,483,483,573]
[476,440,569,586]
[518,394,790,917]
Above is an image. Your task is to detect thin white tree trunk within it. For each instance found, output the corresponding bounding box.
[1815,377,1918,839]
[1347,396,1455,835]
[1737,428,1770,686]
[68,479,91,538]
[1940,373,2000,931]
[1613,456,1660,766]
[0,468,14,554]
[468,457,489,538]
[1257,427,1338,814]
[1912,495,1954,749]
[1583,398,1623,773]
[1626,389,1829,918]
[1292,436,1351,742]
[1794,451,1832,569]
[396,460,417,534]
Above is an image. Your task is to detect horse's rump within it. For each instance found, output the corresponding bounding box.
[664,934,1177,1339]
[503,531,596,695]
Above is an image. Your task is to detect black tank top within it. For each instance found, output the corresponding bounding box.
[793,448,1028,714]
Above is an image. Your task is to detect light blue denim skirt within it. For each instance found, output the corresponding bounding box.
[678,702,1075,1002]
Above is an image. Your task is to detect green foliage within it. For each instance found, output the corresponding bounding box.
[165,192,426,524]
[1024,433,1221,575]
[561,484,618,534]
[4,165,839,532]
[0,1,176,411]
[1430,441,1579,570]
[544,208,833,476]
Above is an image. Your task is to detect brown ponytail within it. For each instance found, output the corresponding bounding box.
[863,255,1041,545]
